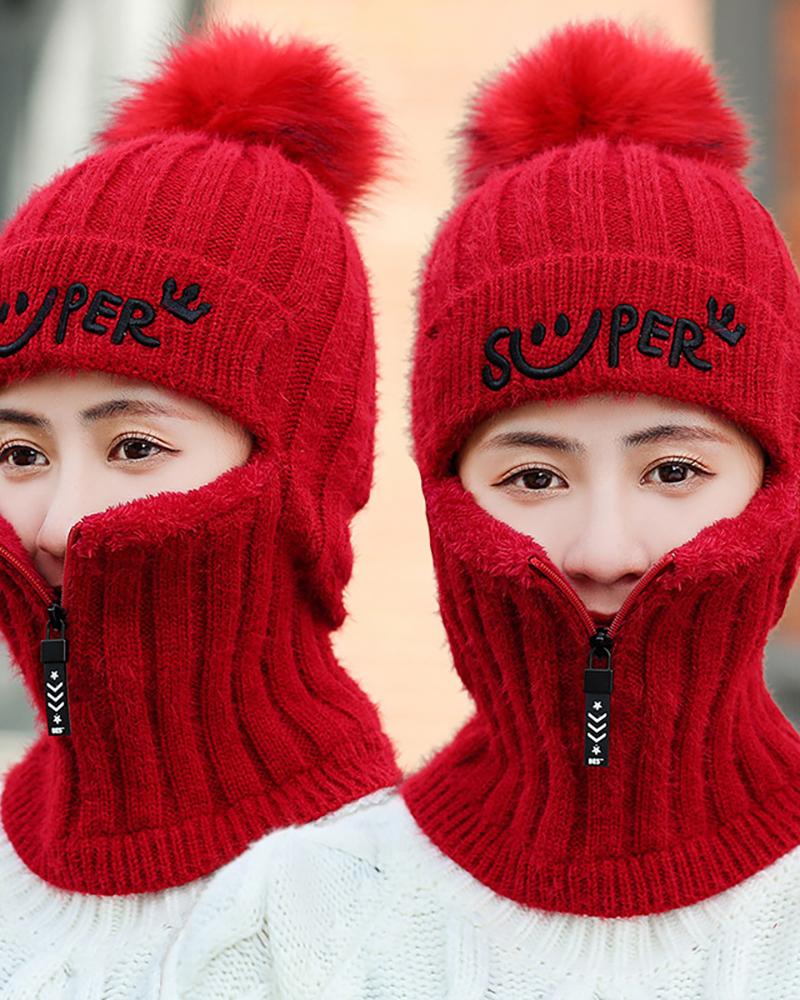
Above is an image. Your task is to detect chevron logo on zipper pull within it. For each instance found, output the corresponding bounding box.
[584,628,613,767]
[41,597,70,736]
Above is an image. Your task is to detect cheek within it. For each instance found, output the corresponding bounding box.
[142,428,251,496]
[0,481,50,551]
[636,469,761,555]
[190,426,252,482]
[688,466,762,529]
[467,482,576,560]
[514,507,573,565]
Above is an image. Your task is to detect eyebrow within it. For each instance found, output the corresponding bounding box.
[482,424,733,455]
[0,398,195,431]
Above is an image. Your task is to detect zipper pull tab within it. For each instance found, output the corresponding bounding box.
[41,590,70,736]
[584,627,612,767]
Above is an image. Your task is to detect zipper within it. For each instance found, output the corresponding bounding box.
[528,550,675,768]
[0,522,81,737]
[42,591,70,735]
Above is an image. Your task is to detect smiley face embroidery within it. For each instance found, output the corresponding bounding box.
[482,295,746,389]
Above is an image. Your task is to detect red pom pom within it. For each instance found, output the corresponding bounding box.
[99,24,390,215]
[460,20,750,190]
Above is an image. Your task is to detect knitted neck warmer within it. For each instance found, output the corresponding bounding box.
[0,447,399,895]
[0,26,401,895]
[402,466,800,916]
[403,20,800,918]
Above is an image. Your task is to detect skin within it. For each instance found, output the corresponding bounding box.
[458,393,765,624]
[0,371,254,588]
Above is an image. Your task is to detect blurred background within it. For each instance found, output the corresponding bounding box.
[0,0,797,773]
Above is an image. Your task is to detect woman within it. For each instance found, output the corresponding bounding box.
[165,20,800,998]
[0,24,400,995]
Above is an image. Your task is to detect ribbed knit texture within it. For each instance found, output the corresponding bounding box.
[158,792,800,998]
[402,471,800,916]
[0,43,401,894]
[414,140,800,478]
[0,130,382,623]
[0,446,399,895]
[0,787,207,998]
[406,50,800,916]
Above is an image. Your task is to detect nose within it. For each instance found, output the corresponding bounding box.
[34,465,101,582]
[560,488,652,614]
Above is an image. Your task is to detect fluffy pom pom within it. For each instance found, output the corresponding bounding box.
[99,24,390,215]
[460,20,750,190]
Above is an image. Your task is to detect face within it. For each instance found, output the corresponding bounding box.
[458,393,765,623]
[0,370,254,587]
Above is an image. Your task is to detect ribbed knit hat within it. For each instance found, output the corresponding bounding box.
[413,20,799,475]
[0,24,400,894]
[403,20,800,916]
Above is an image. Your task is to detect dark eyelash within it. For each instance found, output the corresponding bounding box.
[495,457,711,491]
[111,431,163,448]
[497,465,561,488]
[0,433,171,471]
[649,456,710,477]
[0,442,41,463]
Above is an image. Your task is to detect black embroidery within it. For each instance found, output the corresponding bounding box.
[608,304,638,367]
[511,310,602,381]
[482,312,603,389]
[706,296,746,346]
[554,313,571,337]
[0,287,58,358]
[482,295,746,389]
[161,278,212,324]
[0,276,212,358]
[82,290,123,335]
[670,317,710,371]
[637,309,674,358]
[111,299,157,347]
[55,283,88,344]
[482,327,513,389]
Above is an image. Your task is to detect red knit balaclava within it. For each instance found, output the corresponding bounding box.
[0,25,400,895]
[403,21,800,917]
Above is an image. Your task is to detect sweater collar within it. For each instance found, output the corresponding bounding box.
[0,449,399,894]
[403,464,800,916]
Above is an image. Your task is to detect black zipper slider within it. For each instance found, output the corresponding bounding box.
[41,589,70,736]
[584,627,613,767]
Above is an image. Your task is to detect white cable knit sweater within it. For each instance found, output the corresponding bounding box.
[0,807,204,998]
[3,784,800,998]
[0,787,387,999]
[159,790,800,1000]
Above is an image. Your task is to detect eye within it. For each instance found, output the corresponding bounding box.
[497,466,567,492]
[109,433,173,463]
[0,443,47,469]
[643,458,710,487]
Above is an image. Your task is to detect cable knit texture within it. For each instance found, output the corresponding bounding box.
[0,780,207,998]
[158,792,800,999]
[0,784,391,998]
[0,26,400,896]
[404,21,800,917]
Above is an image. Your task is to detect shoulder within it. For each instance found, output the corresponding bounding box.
[161,788,423,998]
[162,796,800,999]
[0,783,207,997]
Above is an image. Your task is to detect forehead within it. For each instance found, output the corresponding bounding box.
[0,370,198,415]
[489,393,726,433]
[0,370,162,397]
[0,371,210,430]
